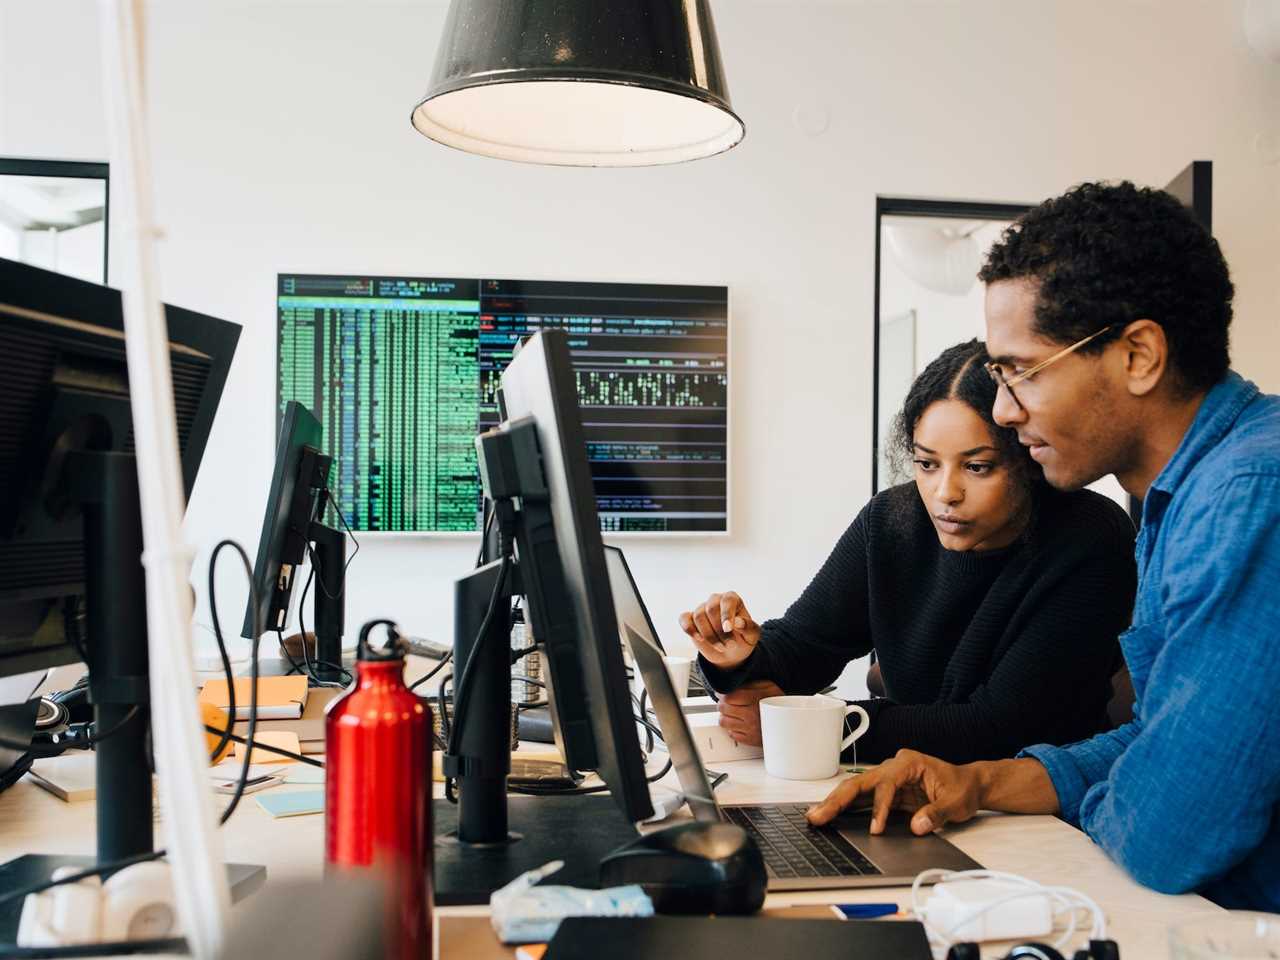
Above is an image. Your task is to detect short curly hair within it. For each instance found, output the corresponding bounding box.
[889,339,1038,488]
[978,181,1234,393]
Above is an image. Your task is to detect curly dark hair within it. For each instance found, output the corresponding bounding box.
[889,339,1037,486]
[978,181,1233,394]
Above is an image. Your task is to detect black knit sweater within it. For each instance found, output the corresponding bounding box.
[699,483,1137,764]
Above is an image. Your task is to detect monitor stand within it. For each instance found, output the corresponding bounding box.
[0,452,265,941]
[0,857,265,943]
[433,795,639,906]
[248,519,349,687]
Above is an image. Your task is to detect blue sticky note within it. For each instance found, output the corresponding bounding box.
[283,765,326,785]
[256,790,325,819]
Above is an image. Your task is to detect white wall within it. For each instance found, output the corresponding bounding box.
[2,1,1278,697]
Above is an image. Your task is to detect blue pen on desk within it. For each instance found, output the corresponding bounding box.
[830,903,901,919]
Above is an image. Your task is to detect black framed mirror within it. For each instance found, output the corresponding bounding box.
[0,157,109,284]
[871,196,1132,513]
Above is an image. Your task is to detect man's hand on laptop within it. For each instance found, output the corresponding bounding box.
[717,680,783,746]
[805,749,984,836]
[806,752,1063,836]
[678,591,761,669]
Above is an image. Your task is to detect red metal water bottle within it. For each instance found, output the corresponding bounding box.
[325,619,433,960]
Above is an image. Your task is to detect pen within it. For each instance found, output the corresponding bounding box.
[829,903,901,919]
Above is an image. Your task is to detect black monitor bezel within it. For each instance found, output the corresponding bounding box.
[241,400,327,640]
[499,329,652,823]
[0,256,241,678]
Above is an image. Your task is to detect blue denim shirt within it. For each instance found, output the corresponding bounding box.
[1022,372,1280,910]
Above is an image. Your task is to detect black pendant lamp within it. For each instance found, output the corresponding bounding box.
[411,1,745,166]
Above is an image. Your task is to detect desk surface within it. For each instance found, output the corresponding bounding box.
[0,743,1218,960]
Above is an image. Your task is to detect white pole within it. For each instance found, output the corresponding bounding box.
[97,2,231,956]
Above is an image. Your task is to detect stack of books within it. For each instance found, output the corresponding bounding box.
[198,676,341,755]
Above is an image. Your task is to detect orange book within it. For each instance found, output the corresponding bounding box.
[198,675,308,720]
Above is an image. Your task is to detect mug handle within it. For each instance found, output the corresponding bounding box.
[840,704,870,751]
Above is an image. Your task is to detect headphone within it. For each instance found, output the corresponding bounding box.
[947,941,1120,960]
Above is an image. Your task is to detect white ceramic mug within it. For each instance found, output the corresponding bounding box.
[759,695,871,781]
[662,655,692,699]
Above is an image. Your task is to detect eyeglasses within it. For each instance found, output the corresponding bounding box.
[984,324,1116,411]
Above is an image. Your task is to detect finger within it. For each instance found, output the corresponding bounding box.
[722,689,762,706]
[677,612,699,640]
[702,595,728,639]
[725,594,757,636]
[690,608,724,647]
[806,775,870,826]
[686,633,727,661]
[718,717,751,738]
[719,592,744,633]
[870,780,897,835]
[717,702,753,722]
[910,802,945,835]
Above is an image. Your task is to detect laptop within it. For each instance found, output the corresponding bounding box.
[603,545,707,700]
[624,626,982,891]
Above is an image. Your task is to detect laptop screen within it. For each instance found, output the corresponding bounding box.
[625,624,722,824]
[604,546,665,656]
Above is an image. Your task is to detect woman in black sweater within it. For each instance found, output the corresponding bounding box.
[681,340,1137,764]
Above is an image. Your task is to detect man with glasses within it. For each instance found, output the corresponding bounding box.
[809,181,1280,911]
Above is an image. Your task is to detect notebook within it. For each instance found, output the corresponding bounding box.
[199,675,309,720]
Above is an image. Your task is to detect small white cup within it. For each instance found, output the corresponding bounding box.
[760,695,870,781]
[662,656,692,699]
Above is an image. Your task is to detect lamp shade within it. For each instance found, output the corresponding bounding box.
[411,0,745,166]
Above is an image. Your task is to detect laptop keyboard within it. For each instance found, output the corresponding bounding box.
[723,804,883,879]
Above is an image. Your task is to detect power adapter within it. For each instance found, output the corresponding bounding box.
[922,877,1054,942]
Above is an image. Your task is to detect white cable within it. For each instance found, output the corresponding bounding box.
[97,3,231,958]
[911,868,1106,957]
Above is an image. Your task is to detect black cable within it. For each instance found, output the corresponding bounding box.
[507,711,671,798]
[296,549,350,688]
[439,675,456,804]
[201,725,324,768]
[474,500,494,568]
[636,689,654,752]
[208,539,263,824]
[303,541,342,603]
[407,650,453,693]
[85,705,142,745]
[275,629,306,676]
[296,560,325,686]
[207,540,240,764]
[445,554,511,759]
[324,488,360,577]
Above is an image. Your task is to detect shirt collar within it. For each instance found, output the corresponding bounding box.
[1148,371,1259,498]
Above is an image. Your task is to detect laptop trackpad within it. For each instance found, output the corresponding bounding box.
[831,809,979,876]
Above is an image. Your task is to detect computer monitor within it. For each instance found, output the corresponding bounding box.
[0,256,239,679]
[435,329,654,903]
[240,401,346,682]
[277,274,729,533]
[497,329,652,819]
[0,255,241,922]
